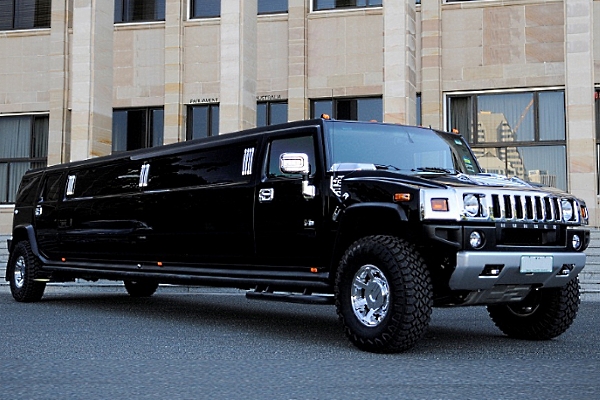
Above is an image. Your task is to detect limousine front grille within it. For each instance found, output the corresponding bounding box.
[490,193,561,222]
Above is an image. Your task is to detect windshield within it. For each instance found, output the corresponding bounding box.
[324,121,480,175]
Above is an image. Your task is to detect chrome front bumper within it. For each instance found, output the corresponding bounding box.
[449,251,586,290]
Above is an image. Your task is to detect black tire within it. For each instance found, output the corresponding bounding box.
[487,278,580,340]
[8,241,46,302]
[124,280,159,297]
[335,235,433,353]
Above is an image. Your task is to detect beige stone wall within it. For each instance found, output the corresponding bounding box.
[182,22,221,102]
[257,15,289,98]
[594,1,600,75]
[0,31,51,113]
[220,0,258,134]
[113,25,166,109]
[0,207,14,234]
[0,9,65,234]
[306,9,383,100]
[441,1,565,93]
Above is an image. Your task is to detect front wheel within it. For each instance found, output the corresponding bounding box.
[124,280,159,297]
[487,278,580,340]
[335,235,433,353]
[8,241,46,302]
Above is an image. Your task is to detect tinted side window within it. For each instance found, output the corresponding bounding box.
[148,143,256,190]
[42,173,64,202]
[15,173,42,205]
[69,162,141,198]
[267,135,316,178]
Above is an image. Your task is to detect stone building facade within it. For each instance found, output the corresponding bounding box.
[0,0,599,233]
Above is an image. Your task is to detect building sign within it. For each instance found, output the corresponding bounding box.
[256,95,283,101]
[189,98,219,104]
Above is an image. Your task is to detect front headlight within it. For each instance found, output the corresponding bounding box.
[561,199,573,222]
[463,194,480,217]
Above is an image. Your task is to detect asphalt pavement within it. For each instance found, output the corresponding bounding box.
[0,283,598,400]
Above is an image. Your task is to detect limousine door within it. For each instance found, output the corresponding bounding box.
[34,171,65,260]
[135,143,256,264]
[254,133,323,267]
[58,161,146,261]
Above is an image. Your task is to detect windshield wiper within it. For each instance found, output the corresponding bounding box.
[413,167,456,174]
[374,164,402,171]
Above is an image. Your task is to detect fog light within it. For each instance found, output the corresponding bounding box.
[572,234,582,250]
[558,264,574,276]
[469,231,484,249]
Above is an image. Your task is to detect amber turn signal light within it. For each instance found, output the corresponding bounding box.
[394,193,411,202]
[431,198,449,211]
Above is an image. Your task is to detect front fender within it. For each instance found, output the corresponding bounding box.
[331,203,412,268]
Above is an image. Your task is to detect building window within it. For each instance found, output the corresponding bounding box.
[0,0,51,30]
[311,97,382,122]
[0,115,48,203]
[115,0,165,23]
[187,104,219,140]
[313,0,382,12]
[190,0,220,19]
[259,0,288,14]
[257,101,288,127]
[112,108,164,153]
[447,90,567,190]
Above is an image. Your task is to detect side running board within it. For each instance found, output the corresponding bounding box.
[245,286,334,305]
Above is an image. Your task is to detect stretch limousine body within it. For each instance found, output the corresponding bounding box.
[6,118,590,352]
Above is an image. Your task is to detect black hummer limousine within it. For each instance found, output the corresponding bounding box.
[6,118,590,353]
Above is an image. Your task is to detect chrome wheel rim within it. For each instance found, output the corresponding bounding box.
[351,264,390,327]
[14,256,26,289]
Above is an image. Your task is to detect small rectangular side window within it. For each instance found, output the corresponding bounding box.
[66,175,76,196]
[242,147,255,176]
[139,163,150,187]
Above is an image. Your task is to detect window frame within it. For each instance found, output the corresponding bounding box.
[0,114,49,204]
[189,0,221,19]
[312,0,382,12]
[114,0,166,24]
[257,101,288,127]
[310,96,383,122]
[0,0,51,31]
[112,107,164,153]
[258,0,288,15]
[446,88,568,190]
[186,104,220,140]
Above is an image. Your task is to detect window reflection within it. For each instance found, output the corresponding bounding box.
[473,146,566,190]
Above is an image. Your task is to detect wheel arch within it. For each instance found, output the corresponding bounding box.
[7,224,41,281]
[330,203,414,275]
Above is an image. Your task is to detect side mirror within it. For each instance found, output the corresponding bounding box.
[279,153,315,200]
[280,153,310,175]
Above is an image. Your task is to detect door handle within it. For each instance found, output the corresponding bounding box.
[259,188,274,203]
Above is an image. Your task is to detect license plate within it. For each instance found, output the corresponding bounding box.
[520,256,553,273]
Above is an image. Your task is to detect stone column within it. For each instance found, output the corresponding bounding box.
[420,0,443,129]
[70,0,114,161]
[383,0,417,125]
[164,0,185,144]
[564,0,597,224]
[220,0,258,134]
[287,0,308,122]
[48,0,70,165]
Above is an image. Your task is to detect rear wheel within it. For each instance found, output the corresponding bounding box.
[335,235,433,353]
[8,241,46,302]
[124,280,159,297]
[487,278,580,340]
